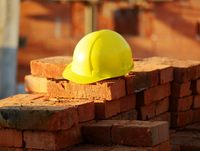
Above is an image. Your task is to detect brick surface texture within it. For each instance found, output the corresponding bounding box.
[83,120,169,147]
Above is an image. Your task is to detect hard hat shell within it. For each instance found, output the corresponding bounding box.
[62,29,134,84]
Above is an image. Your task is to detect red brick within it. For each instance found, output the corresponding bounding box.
[24,120,95,150]
[66,140,170,151]
[155,97,169,115]
[169,96,193,112]
[24,75,48,93]
[158,65,173,84]
[30,56,72,78]
[0,147,23,151]
[149,112,171,127]
[191,79,200,94]
[171,81,192,97]
[125,70,159,94]
[144,57,200,82]
[192,109,200,123]
[136,83,171,106]
[137,103,156,120]
[94,99,120,119]
[193,94,200,109]
[82,120,129,145]
[47,78,126,100]
[171,110,193,127]
[119,94,136,112]
[108,109,138,120]
[111,120,169,147]
[0,94,85,131]
[0,129,23,148]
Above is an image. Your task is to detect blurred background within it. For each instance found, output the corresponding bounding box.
[0,0,200,99]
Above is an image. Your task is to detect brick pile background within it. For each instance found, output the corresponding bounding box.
[0,56,200,150]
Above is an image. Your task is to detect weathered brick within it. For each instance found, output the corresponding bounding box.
[111,120,169,147]
[94,99,120,120]
[108,109,138,120]
[0,94,97,131]
[24,74,48,93]
[192,109,200,123]
[125,69,159,94]
[0,147,23,151]
[0,129,23,148]
[171,110,193,127]
[82,120,129,145]
[24,120,95,150]
[193,94,200,109]
[158,65,173,84]
[137,103,156,120]
[171,81,192,97]
[30,56,72,78]
[145,57,200,82]
[66,140,170,151]
[169,96,193,112]
[191,79,200,94]
[149,112,171,127]
[136,83,171,106]
[47,78,126,100]
[119,94,136,112]
[155,97,169,115]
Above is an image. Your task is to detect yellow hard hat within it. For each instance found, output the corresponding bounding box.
[62,29,134,84]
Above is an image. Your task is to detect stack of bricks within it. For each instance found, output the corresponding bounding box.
[26,56,138,121]
[1,56,200,150]
[126,58,173,127]
[142,57,200,128]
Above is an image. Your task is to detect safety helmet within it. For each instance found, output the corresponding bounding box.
[62,29,134,84]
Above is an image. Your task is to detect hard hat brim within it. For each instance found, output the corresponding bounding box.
[62,62,134,84]
[62,63,104,84]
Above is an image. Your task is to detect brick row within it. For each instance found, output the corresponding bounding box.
[170,109,200,128]
[137,97,169,120]
[47,78,126,101]
[82,120,169,147]
[149,112,171,127]
[94,94,136,119]
[190,79,200,94]
[0,94,94,130]
[108,109,137,120]
[171,81,192,97]
[136,82,171,106]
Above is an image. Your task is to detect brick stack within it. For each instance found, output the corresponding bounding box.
[0,94,95,150]
[26,56,138,121]
[126,59,173,127]
[143,57,200,128]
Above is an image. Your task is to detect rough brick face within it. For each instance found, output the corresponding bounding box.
[94,99,120,120]
[155,97,169,115]
[111,120,169,147]
[47,78,126,100]
[171,110,193,127]
[30,56,72,79]
[0,129,23,148]
[0,94,97,131]
[149,112,171,127]
[171,81,192,97]
[170,96,193,112]
[191,79,200,94]
[108,109,138,120]
[193,95,200,109]
[136,82,171,105]
[137,103,156,120]
[82,120,129,145]
[24,74,48,93]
